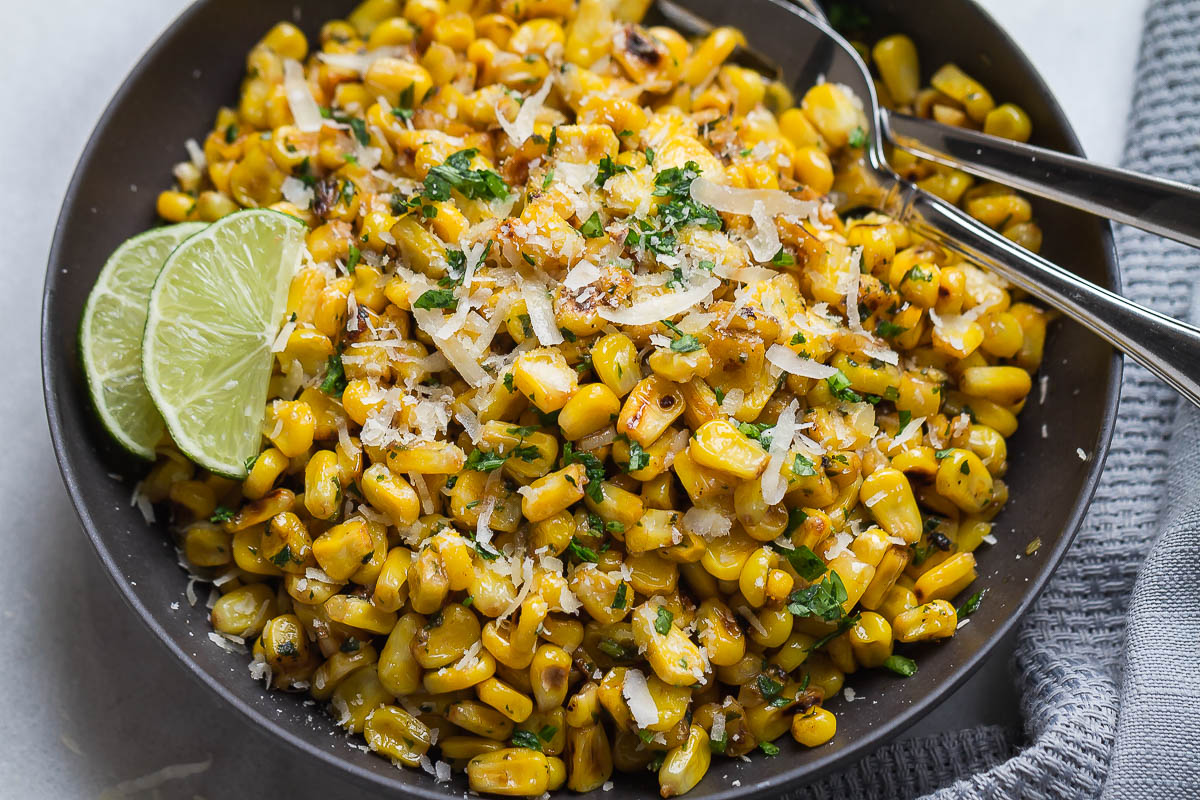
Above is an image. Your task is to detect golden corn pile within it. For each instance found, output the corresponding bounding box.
[145,0,1048,795]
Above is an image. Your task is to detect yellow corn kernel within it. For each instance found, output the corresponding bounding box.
[324,593,398,635]
[407,544,449,614]
[832,353,901,398]
[167,480,216,519]
[441,735,506,766]
[792,706,836,747]
[914,551,977,604]
[361,463,421,525]
[371,546,414,612]
[365,705,432,766]
[512,348,579,413]
[681,26,745,86]
[935,449,995,513]
[529,510,576,556]
[467,747,551,796]
[260,512,313,574]
[520,464,587,522]
[302,450,341,520]
[696,599,746,667]
[386,440,466,474]
[688,419,769,479]
[424,649,497,694]
[930,63,994,122]
[223,488,295,532]
[242,448,288,500]
[364,57,433,108]
[266,400,315,457]
[626,509,683,554]
[793,146,834,195]
[566,724,613,792]
[570,564,631,624]
[448,699,515,741]
[211,583,276,637]
[779,106,824,149]
[564,0,612,66]
[982,102,1033,142]
[872,34,919,106]
[860,467,922,543]
[658,724,711,798]
[183,523,232,568]
[893,599,958,642]
[848,611,893,668]
[592,332,641,396]
[477,676,534,723]
[959,366,1032,406]
[156,190,195,223]
[557,384,621,440]
[584,480,645,530]
[801,82,865,149]
[331,666,395,733]
[312,518,373,581]
[377,612,423,696]
[617,376,685,447]
[631,602,707,686]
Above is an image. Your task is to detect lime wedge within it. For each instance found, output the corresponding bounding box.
[142,209,305,478]
[80,222,208,459]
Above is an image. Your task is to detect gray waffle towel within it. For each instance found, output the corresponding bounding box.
[791,1,1200,797]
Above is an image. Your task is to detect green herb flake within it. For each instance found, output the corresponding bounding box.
[511,729,542,751]
[759,741,781,756]
[848,125,867,149]
[787,571,850,622]
[611,581,628,609]
[776,543,826,582]
[567,537,599,563]
[319,353,348,397]
[580,211,604,238]
[210,506,234,523]
[413,288,458,310]
[793,453,817,477]
[957,589,986,618]
[654,606,674,635]
[883,654,918,677]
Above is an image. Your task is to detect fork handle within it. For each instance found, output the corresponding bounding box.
[894,184,1200,408]
[885,111,1200,249]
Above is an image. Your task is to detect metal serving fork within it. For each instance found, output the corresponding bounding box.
[656,0,1200,408]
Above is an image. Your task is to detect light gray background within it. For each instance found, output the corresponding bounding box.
[3,0,1146,795]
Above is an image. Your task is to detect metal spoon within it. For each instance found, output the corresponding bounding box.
[657,0,1200,408]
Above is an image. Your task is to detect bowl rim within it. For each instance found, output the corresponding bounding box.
[41,0,1124,796]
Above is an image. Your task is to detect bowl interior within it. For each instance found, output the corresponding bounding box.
[42,0,1120,797]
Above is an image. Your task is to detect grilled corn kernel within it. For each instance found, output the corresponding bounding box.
[513,347,580,413]
[592,332,642,397]
[557,383,621,440]
[312,518,374,581]
[448,700,515,740]
[361,463,421,525]
[266,400,316,457]
[893,599,958,642]
[873,34,919,105]
[467,748,551,796]
[303,450,342,520]
[689,419,769,479]
[983,103,1032,142]
[935,449,995,513]
[791,706,836,747]
[365,705,433,766]
[860,468,922,543]
[478,676,534,723]
[520,464,587,522]
[211,583,276,637]
[332,666,395,733]
[913,551,977,603]
[566,724,613,792]
[658,724,711,798]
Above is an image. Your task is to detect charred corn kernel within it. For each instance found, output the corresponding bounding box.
[983,103,1032,142]
[433,10,475,49]
[448,699,514,740]
[566,724,612,792]
[266,400,315,457]
[468,748,551,796]
[243,448,288,499]
[632,602,707,686]
[570,564,630,624]
[520,464,587,522]
[211,583,276,637]
[877,582,919,623]
[792,706,836,747]
[261,613,313,676]
[592,332,641,396]
[377,612,423,696]
[617,376,685,447]
[564,0,613,66]
[930,63,994,122]
[860,545,911,610]
[303,450,342,520]
[893,599,958,642]
[167,480,216,519]
[935,449,995,513]
[583,480,645,530]
[407,544,449,614]
[688,419,769,479]
[312,518,374,581]
[386,441,465,474]
[331,666,395,733]
[231,527,283,576]
[512,348,579,413]
[529,644,571,712]
[959,366,1032,406]
[478,677,534,723]
[364,705,432,766]
[557,384,621,440]
[325,594,397,634]
[873,34,919,105]
[914,551,977,603]
[361,463,421,525]
[738,546,775,608]
[310,643,378,700]
[658,724,711,798]
[183,523,232,568]
[793,146,834,194]
[860,468,922,543]
[802,82,864,149]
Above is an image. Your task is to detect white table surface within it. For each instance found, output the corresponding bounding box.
[4,0,1146,795]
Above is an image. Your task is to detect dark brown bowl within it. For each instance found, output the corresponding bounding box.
[41,0,1121,797]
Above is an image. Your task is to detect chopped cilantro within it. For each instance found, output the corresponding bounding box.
[611,582,627,609]
[654,606,674,635]
[787,571,849,621]
[567,537,599,563]
[776,543,826,581]
[626,441,650,472]
[580,211,604,238]
[423,149,508,202]
[826,369,863,403]
[898,409,912,430]
[511,730,542,751]
[209,506,234,523]
[561,442,605,503]
[644,146,655,165]
[465,449,507,472]
[875,319,906,338]
[595,155,632,186]
[883,654,918,677]
[957,589,986,618]
[319,353,347,396]
[848,125,867,149]
[790,332,807,345]
[413,288,458,310]
[503,373,515,392]
[771,248,796,266]
[793,453,817,477]
[759,741,781,756]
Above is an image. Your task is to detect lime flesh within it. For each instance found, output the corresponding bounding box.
[142,210,304,478]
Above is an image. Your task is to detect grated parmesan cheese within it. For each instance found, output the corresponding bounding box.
[622,669,659,728]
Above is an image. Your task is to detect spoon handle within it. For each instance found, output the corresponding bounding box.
[894,184,1200,408]
[885,111,1200,249]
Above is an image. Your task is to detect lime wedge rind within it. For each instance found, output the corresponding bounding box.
[80,222,207,460]
[142,209,304,479]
